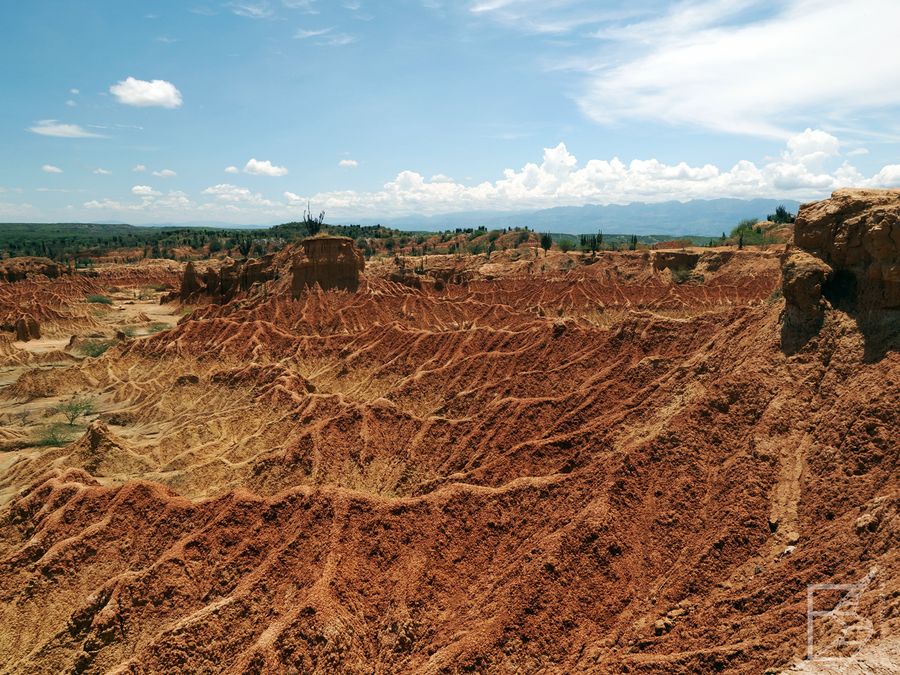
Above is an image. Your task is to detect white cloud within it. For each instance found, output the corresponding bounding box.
[320,32,356,46]
[283,0,319,11]
[93,168,112,175]
[109,77,183,108]
[295,27,332,38]
[498,0,900,139]
[42,164,63,174]
[469,0,645,34]
[229,2,275,19]
[85,189,191,211]
[0,202,34,218]
[287,131,900,216]
[847,148,870,157]
[29,120,105,138]
[244,158,288,176]
[292,26,356,44]
[133,164,147,172]
[868,165,900,188]
[152,169,177,178]
[66,99,77,107]
[784,128,840,169]
[339,158,359,168]
[225,165,240,174]
[203,183,274,205]
[69,88,80,95]
[55,129,900,222]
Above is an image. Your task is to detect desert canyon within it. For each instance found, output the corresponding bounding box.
[0,189,897,673]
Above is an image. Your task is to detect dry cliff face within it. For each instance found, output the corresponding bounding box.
[173,256,279,303]
[171,238,364,304]
[794,188,900,309]
[291,236,365,296]
[14,315,40,341]
[781,189,900,354]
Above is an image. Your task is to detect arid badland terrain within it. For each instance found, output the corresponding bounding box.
[0,189,897,673]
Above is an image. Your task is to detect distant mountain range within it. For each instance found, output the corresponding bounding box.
[341,198,803,236]
[67,198,805,236]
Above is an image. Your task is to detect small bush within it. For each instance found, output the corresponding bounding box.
[147,322,170,334]
[33,423,77,447]
[86,294,113,305]
[80,340,114,358]
[52,394,95,425]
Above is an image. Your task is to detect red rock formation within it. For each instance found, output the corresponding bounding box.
[170,255,278,303]
[291,236,364,296]
[179,261,204,299]
[0,256,67,283]
[14,314,40,341]
[651,250,700,271]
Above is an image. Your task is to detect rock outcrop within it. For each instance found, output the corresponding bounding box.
[793,188,900,310]
[291,236,365,297]
[14,314,40,341]
[780,250,831,353]
[0,256,68,283]
[652,251,700,272]
[170,255,278,303]
[781,189,900,353]
[179,261,204,299]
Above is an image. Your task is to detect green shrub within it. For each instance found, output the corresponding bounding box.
[33,423,77,447]
[86,294,113,305]
[147,322,170,334]
[80,340,114,358]
[52,394,95,425]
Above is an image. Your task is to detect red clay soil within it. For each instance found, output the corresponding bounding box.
[0,193,897,673]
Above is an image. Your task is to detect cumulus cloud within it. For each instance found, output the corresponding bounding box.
[28,120,104,138]
[225,165,240,174]
[109,77,183,108]
[42,164,63,173]
[66,100,77,107]
[244,158,288,176]
[93,168,112,175]
[152,169,177,178]
[133,164,147,172]
[202,183,274,205]
[286,130,900,216]
[63,129,900,222]
[339,159,359,168]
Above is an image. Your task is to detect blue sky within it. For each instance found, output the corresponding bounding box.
[1,0,899,225]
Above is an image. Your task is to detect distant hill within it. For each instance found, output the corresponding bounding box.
[342,198,803,236]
